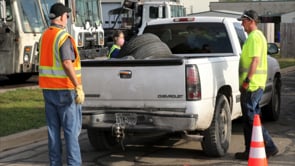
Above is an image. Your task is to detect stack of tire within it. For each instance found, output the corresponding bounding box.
[117,33,172,59]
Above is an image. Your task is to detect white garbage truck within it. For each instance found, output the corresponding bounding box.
[0,0,46,81]
[40,0,106,59]
[0,0,106,81]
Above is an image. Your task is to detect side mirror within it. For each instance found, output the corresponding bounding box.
[123,0,137,10]
[268,43,279,55]
[0,0,6,23]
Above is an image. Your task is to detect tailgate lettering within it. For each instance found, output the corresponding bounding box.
[158,94,183,98]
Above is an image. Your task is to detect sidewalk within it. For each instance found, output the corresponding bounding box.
[1,66,295,152]
[0,127,48,152]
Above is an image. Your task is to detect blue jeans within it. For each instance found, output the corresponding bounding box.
[43,90,82,166]
[240,88,277,152]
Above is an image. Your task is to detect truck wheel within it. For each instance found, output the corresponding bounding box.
[132,41,172,59]
[117,33,161,58]
[201,94,231,157]
[87,128,117,150]
[262,76,281,121]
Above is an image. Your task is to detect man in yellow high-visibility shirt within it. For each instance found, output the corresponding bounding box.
[235,10,278,160]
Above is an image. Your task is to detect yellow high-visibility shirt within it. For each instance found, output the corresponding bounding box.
[239,29,267,92]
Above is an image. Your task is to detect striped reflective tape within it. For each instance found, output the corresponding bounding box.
[251,126,264,142]
[249,147,266,158]
[39,68,81,77]
[239,68,267,74]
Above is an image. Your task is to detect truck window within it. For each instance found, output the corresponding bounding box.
[75,0,102,27]
[40,0,57,25]
[18,0,46,33]
[170,5,185,17]
[3,1,13,21]
[144,22,233,54]
[149,6,159,19]
[233,22,247,49]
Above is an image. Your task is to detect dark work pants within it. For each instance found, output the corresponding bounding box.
[240,88,277,152]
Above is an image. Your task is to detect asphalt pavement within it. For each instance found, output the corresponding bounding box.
[0,66,295,153]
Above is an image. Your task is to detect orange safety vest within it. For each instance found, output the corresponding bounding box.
[39,26,81,90]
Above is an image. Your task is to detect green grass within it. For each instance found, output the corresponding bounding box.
[0,88,46,137]
[270,53,295,69]
[278,58,295,69]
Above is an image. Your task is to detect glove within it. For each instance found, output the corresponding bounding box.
[240,82,249,93]
[75,85,85,104]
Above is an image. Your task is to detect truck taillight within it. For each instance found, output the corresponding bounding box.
[173,17,195,22]
[186,65,201,101]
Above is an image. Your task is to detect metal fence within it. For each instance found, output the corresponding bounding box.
[280,23,295,58]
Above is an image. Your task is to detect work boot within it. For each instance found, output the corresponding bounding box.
[235,151,249,160]
[266,147,279,158]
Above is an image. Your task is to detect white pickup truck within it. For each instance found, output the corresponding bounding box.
[81,16,281,157]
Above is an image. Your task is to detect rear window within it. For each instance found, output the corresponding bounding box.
[143,23,233,54]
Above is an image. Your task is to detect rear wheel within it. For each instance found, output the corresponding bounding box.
[201,94,231,157]
[262,76,281,121]
[87,128,118,150]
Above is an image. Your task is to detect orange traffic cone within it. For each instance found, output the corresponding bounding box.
[248,114,268,166]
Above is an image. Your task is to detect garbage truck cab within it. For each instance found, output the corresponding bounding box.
[0,0,46,81]
[40,0,106,59]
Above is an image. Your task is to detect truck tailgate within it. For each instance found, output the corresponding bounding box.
[81,59,186,110]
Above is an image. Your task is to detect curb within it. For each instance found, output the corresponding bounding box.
[0,126,48,152]
[0,66,295,152]
[0,85,39,94]
[280,66,295,75]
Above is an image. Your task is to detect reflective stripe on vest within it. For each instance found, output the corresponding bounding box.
[39,26,81,89]
[108,44,120,58]
[239,68,267,75]
[39,68,81,78]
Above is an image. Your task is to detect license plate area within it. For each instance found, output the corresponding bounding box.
[115,113,137,126]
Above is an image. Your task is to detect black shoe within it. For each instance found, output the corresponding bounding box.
[235,151,249,160]
[266,147,279,158]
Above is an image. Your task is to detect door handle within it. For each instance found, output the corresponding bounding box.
[119,70,132,79]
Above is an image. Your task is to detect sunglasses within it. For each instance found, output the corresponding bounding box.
[241,14,253,21]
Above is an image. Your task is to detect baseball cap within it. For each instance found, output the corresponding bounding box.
[49,3,71,20]
[237,10,259,22]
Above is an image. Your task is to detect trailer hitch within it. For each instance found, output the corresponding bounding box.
[112,123,125,151]
[112,113,137,151]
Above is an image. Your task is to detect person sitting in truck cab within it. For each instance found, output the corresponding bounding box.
[186,26,208,52]
[108,30,125,58]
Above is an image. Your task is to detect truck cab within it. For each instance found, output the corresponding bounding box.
[0,0,46,81]
[40,0,106,59]
[104,0,185,46]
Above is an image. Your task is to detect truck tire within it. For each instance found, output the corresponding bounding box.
[132,41,172,59]
[262,76,281,121]
[87,128,117,150]
[117,33,161,58]
[201,94,231,157]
